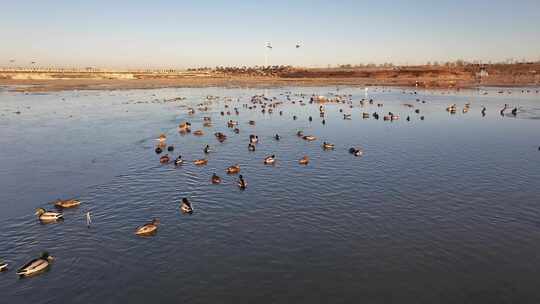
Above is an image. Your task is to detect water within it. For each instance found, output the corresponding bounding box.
[1,86,540,303]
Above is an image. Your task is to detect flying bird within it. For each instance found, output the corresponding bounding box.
[265,42,273,49]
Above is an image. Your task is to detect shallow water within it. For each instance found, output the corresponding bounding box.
[1,86,540,303]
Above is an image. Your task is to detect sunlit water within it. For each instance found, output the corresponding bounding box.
[1,85,540,303]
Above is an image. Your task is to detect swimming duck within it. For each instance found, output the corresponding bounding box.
[322,142,335,150]
[303,135,317,141]
[174,155,184,166]
[35,208,63,222]
[511,107,517,116]
[204,145,211,154]
[248,120,256,125]
[249,135,258,144]
[264,154,276,165]
[53,199,81,209]
[203,122,212,127]
[155,146,163,154]
[299,156,309,165]
[180,198,193,214]
[167,145,174,152]
[274,134,280,140]
[135,218,159,236]
[349,147,363,157]
[193,159,208,166]
[234,128,240,134]
[157,133,167,142]
[227,164,240,174]
[362,113,370,119]
[160,154,170,164]
[248,143,256,151]
[16,252,54,277]
[296,130,304,137]
[238,175,247,189]
[211,173,222,184]
[179,122,191,132]
[308,116,313,122]
[0,260,7,272]
[193,130,204,136]
[215,132,227,142]
[343,114,352,120]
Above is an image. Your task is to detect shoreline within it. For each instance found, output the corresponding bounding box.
[1,77,539,93]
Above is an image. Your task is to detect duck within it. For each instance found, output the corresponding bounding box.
[511,107,518,116]
[248,120,256,125]
[227,164,240,174]
[157,133,167,142]
[179,122,191,132]
[303,135,317,141]
[362,113,370,119]
[322,142,335,150]
[234,128,240,134]
[180,198,193,214]
[214,132,227,142]
[160,154,170,164]
[264,154,276,165]
[35,208,63,222]
[174,155,184,166]
[16,252,54,277]
[193,159,208,166]
[249,135,259,144]
[274,134,280,140]
[296,130,304,137]
[193,130,204,136]
[203,145,211,154]
[135,218,159,236]
[155,146,163,154]
[211,173,222,184]
[349,147,363,157]
[167,145,174,152]
[343,114,352,120]
[299,156,309,165]
[53,199,81,209]
[248,143,256,151]
[0,259,7,272]
[238,175,247,189]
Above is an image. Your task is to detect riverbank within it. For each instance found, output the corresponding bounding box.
[1,63,538,92]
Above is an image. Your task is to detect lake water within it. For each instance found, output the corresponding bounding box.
[1,85,540,303]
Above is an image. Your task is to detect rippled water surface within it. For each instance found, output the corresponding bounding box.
[1,86,540,303]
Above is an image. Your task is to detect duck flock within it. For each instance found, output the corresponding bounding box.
[1,87,537,277]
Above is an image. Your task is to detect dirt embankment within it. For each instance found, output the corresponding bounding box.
[1,64,538,92]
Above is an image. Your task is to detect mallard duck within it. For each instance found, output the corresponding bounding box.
[299,156,309,165]
[157,133,167,142]
[249,135,258,144]
[135,218,159,236]
[180,198,193,214]
[248,143,256,151]
[16,252,54,277]
[211,173,222,184]
[227,164,240,174]
[214,132,227,142]
[322,142,335,150]
[193,159,208,166]
[238,175,247,189]
[0,260,7,272]
[53,199,81,209]
[174,155,184,166]
[264,154,276,165]
[193,130,204,136]
[160,154,170,164]
[303,135,316,141]
[35,208,63,222]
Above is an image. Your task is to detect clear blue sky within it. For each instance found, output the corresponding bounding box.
[1,0,539,68]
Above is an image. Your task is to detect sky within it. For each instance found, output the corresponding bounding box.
[1,0,539,68]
